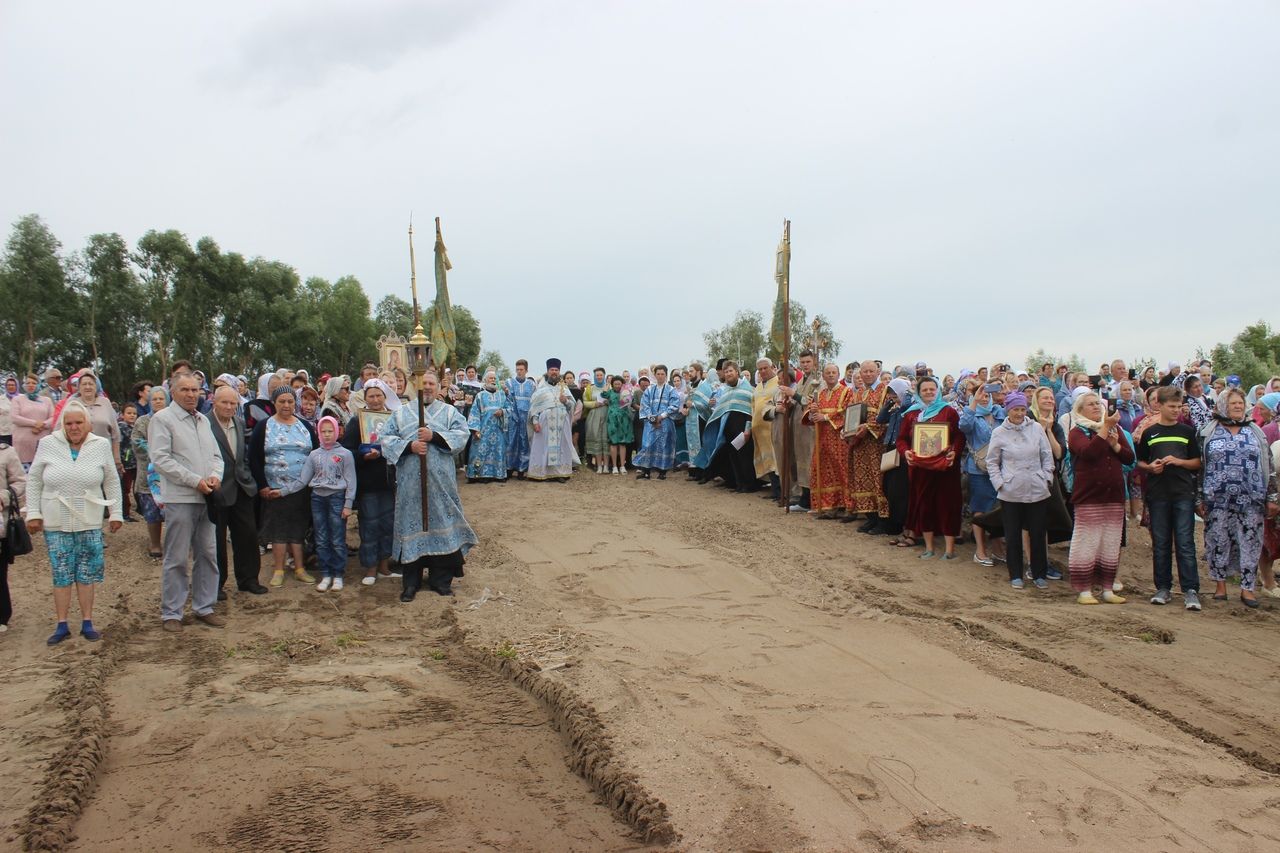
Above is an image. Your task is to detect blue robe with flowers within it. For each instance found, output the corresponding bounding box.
[466,388,508,480]
[503,377,536,472]
[633,383,683,470]
[380,400,478,563]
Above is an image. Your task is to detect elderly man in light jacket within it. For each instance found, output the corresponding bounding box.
[149,373,224,632]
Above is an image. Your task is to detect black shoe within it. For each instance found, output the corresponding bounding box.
[840,514,861,524]
[399,589,417,602]
[238,583,269,595]
[216,589,228,601]
[657,471,667,480]
[857,518,877,533]
[636,471,650,480]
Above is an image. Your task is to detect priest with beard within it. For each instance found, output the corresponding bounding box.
[697,361,758,491]
[527,358,578,482]
[379,369,478,601]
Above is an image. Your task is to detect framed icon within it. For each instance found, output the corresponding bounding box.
[912,422,950,457]
[841,402,868,438]
[358,409,392,453]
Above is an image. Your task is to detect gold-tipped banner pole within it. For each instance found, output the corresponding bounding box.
[778,220,793,512]
[408,218,430,529]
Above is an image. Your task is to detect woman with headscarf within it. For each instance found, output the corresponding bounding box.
[959,382,1004,566]
[0,374,12,446]
[25,399,123,644]
[896,376,966,560]
[670,371,690,469]
[1257,391,1280,598]
[0,438,25,632]
[11,373,54,467]
[244,372,280,432]
[465,370,509,482]
[1198,388,1278,608]
[71,372,123,477]
[250,385,319,587]
[1182,375,1213,433]
[132,386,169,557]
[341,378,399,585]
[581,368,609,473]
[320,375,353,428]
[877,376,913,543]
[1066,392,1133,605]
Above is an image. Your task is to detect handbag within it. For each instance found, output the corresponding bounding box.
[6,487,33,556]
[880,447,900,472]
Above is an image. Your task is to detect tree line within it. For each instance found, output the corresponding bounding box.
[0,214,485,401]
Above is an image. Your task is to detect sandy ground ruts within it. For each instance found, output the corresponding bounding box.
[457,471,1280,852]
[1,527,640,852]
[3,468,1279,852]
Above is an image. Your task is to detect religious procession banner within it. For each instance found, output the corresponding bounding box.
[431,217,457,368]
[769,220,791,362]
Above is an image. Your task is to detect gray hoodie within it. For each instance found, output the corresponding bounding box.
[986,416,1054,504]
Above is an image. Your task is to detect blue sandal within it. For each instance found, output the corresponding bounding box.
[918,551,935,559]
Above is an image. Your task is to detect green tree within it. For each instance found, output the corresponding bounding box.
[477,348,507,379]
[134,229,197,378]
[373,294,416,336]
[0,214,83,375]
[703,310,767,368]
[1210,321,1280,388]
[1024,349,1086,375]
[73,233,146,399]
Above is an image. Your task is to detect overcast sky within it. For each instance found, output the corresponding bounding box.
[3,0,1276,376]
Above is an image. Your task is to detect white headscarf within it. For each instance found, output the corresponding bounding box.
[361,378,400,411]
[322,375,349,406]
[257,373,274,400]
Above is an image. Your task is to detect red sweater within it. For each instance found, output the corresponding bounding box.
[1068,427,1134,505]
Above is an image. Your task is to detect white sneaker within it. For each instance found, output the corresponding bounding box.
[361,576,376,586]
[613,467,621,475]
[316,577,332,592]
[1112,580,1124,592]
[332,577,344,591]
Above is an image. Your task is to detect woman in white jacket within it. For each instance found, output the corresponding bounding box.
[24,399,122,645]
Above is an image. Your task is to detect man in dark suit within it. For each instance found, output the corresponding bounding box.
[208,385,266,595]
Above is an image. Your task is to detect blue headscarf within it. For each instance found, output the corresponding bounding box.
[905,379,947,421]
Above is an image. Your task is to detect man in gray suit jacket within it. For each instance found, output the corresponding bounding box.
[209,385,266,595]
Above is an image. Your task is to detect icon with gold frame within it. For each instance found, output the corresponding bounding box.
[912,422,950,458]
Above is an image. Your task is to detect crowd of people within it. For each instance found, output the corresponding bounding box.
[1,353,1277,646]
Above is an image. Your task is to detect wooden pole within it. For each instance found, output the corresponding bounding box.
[409,219,430,529]
[779,220,793,511]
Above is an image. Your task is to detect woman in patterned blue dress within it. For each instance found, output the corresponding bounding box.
[1199,388,1279,608]
[466,371,508,482]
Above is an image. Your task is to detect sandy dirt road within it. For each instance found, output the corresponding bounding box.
[1,528,641,852]
[457,472,1280,852]
[3,469,1279,852]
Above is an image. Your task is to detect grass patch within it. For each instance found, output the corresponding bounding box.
[427,649,447,660]
[494,640,518,660]
[335,632,366,649]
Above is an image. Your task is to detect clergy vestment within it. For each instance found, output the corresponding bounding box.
[804,383,853,512]
[526,377,578,480]
[465,388,508,480]
[699,380,757,489]
[752,374,778,479]
[632,381,682,471]
[380,399,478,594]
[845,382,891,515]
[684,377,717,469]
[792,372,821,490]
[502,377,536,473]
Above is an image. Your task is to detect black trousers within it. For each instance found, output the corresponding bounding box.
[215,487,261,590]
[1002,498,1048,581]
[0,558,11,626]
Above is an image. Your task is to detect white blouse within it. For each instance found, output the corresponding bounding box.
[25,432,122,531]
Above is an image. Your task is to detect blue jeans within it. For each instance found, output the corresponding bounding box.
[1148,499,1199,593]
[357,490,395,568]
[311,491,348,578]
